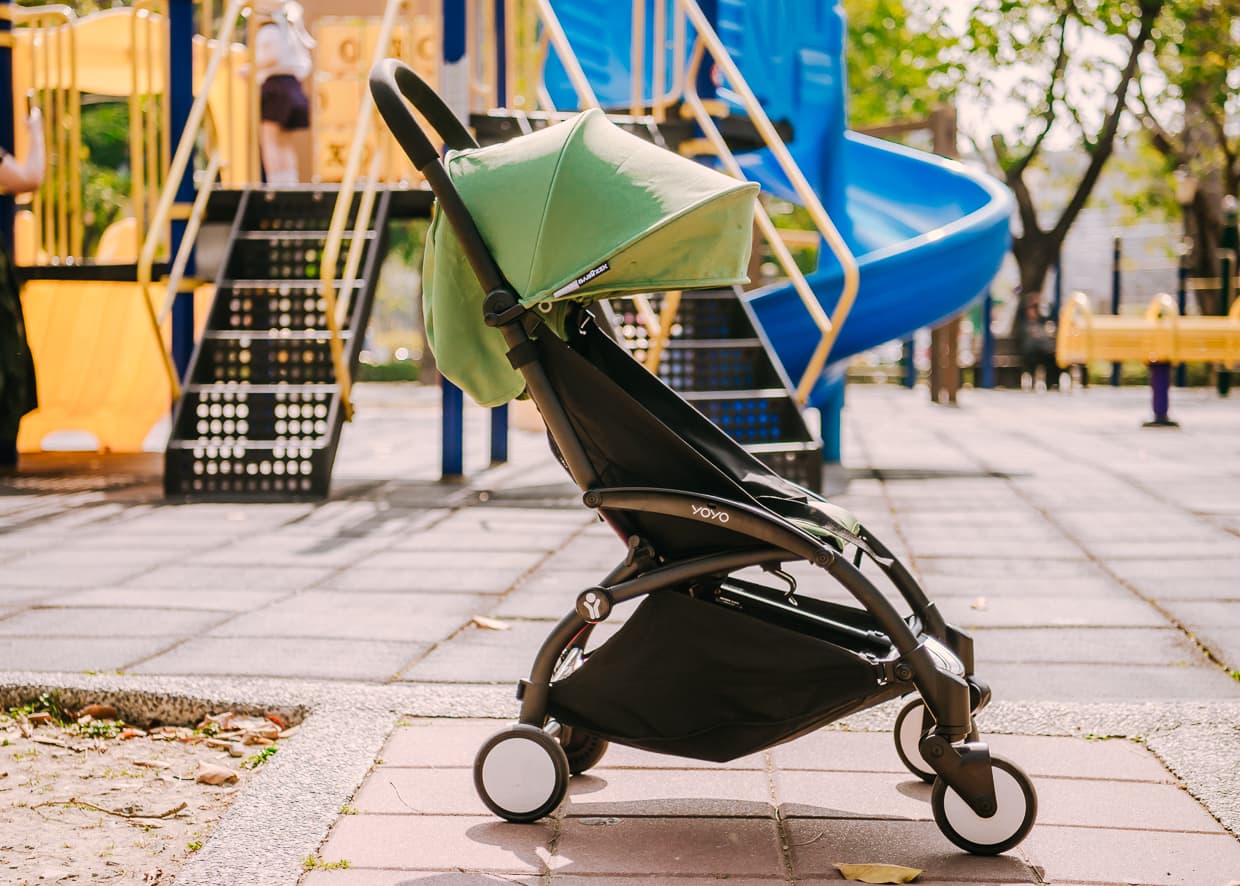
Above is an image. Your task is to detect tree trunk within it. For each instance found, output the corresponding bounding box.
[1008,231,1057,341]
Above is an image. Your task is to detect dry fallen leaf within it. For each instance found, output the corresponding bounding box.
[835,863,923,884]
[194,761,239,785]
[77,703,118,720]
[472,615,511,631]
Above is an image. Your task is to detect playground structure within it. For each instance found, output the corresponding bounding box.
[6,0,1014,498]
[8,0,434,456]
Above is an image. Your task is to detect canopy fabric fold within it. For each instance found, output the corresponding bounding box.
[423,109,759,406]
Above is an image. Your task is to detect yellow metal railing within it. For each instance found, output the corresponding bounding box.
[318,0,410,421]
[158,150,224,327]
[136,0,253,401]
[129,0,167,242]
[679,0,857,403]
[12,4,81,262]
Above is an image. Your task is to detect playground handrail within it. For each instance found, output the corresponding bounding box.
[158,150,224,325]
[12,4,83,261]
[129,0,167,245]
[630,0,685,121]
[137,0,251,402]
[317,0,408,422]
[670,0,860,404]
[530,0,599,111]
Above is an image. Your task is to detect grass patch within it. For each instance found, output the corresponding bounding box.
[304,855,351,870]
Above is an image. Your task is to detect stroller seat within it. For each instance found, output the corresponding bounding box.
[370,59,1038,858]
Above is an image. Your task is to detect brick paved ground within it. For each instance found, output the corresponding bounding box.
[2,383,1238,884]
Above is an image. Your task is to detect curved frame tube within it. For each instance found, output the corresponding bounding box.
[588,487,920,656]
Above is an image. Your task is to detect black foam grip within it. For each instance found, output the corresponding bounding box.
[369,58,478,170]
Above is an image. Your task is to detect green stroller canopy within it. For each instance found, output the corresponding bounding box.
[423,108,760,406]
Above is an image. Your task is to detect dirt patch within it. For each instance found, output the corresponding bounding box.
[0,693,295,884]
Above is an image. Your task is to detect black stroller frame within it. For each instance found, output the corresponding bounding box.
[371,59,1036,856]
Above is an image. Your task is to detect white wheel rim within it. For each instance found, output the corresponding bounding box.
[943,766,1027,847]
[898,703,932,775]
[481,735,557,815]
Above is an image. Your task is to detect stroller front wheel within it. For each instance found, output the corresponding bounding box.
[893,697,937,783]
[474,725,569,822]
[931,755,1037,855]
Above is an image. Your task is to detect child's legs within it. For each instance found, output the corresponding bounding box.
[260,120,299,184]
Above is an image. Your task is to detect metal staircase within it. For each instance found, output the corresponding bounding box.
[164,188,391,500]
[604,289,822,490]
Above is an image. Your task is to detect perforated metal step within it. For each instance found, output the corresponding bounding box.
[164,187,392,500]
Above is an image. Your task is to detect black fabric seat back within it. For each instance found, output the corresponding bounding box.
[533,312,815,558]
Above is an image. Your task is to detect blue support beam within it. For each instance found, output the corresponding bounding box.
[1110,237,1122,387]
[442,377,464,479]
[168,0,197,380]
[821,380,844,464]
[979,290,995,390]
[0,0,14,250]
[490,404,509,465]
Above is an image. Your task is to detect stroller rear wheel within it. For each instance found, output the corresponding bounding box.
[474,725,569,822]
[931,755,1036,855]
[559,726,609,775]
[893,697,936,783]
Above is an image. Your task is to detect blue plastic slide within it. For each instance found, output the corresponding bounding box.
[544,0,1012,409]
[740,136,1011,405]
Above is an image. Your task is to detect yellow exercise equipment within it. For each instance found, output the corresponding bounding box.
[1057,291,1240,367]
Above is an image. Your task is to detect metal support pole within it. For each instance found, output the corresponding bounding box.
[1219,247,1234,397]
[0,0,13,251]
[0,0,13,466]
[442,377,464,479]
[490,404,508,464]
[821,379,844,465]
[1052,251,1063,320]
[493,0,507,105]
[1110,237,1121,387]
[168,0,197,380]
[1176,260,1188,388]
[1143,363,1178,428]
[980,290,995,390]
[901,337,916,388]
[438,0,472,480]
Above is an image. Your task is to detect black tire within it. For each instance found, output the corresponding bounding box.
[473,724,569,823]
[560,726,609,775]
[931,755,1037,855]
[893,697,937,783]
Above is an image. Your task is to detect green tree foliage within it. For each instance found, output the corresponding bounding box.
[1136,0,1239,312]
[79,101,131,256]
[965,0,1165,333]
[842,0,962,128]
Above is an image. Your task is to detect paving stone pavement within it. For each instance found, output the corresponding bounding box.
[1,382,1239,884]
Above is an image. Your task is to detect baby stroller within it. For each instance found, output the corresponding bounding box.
[371,60,1037,856]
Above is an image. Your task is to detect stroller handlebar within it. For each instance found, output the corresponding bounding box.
[369,58,479,170]
[369,58,507,296]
